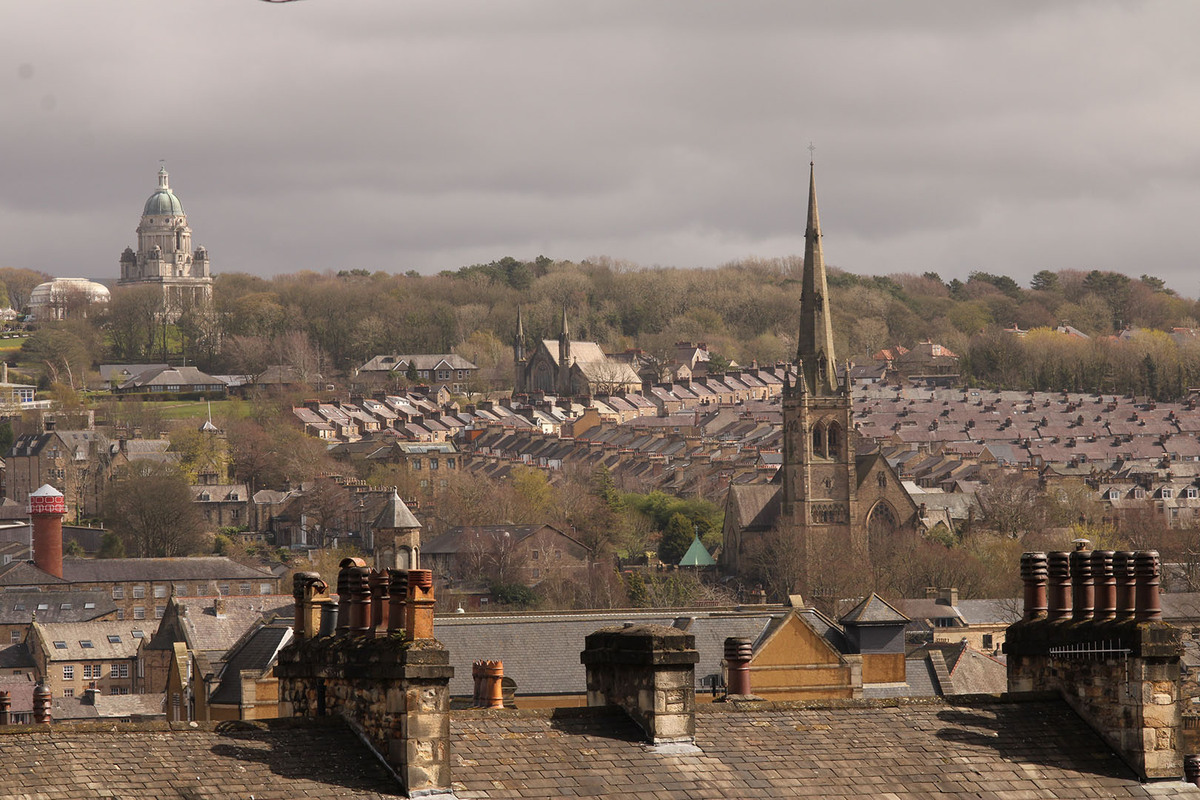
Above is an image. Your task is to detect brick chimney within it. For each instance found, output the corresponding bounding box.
[28,484,66,579]
[1006,549,1182,780]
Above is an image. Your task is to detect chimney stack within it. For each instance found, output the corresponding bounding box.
[28,484,66,579]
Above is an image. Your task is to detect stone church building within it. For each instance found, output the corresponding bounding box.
[514,306,641,397]
[721,164,921,597]
[118,166,213,317]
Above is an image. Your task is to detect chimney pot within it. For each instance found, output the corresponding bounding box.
[1113,551,1137,620]
[0,691,10,725]
[1047,551,1073,621]
[1134,550,1162,622]
[1091,550,1116,622]
[1069,547,1094,622]
[723,637,754,697]
[33,684,51,725]
[1020,552,1048,620]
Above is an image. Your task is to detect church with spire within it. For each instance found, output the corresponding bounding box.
[118,165,213,317]
[721,163,921,598]
[513,306,641,397]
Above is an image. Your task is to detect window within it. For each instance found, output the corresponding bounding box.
[479,597,489,607]
[430,459,439,470]
[982,634,994,649]
[412,459,421,471]
[37,604,48,612]
[112,663,128,679]
[531,568,541,579]
[9,631,19,644]
[116,609,125,621]
[133,606,145,620]
[83,602,95,610]
[154,606,165,619]
[531,550,539,561]
[259,583,272,595]
[239,583,251,595]
[53,641,67,650]
[154,585,167,598]
[1162,488,1174,499]
[175,584,187,597]
[1188,487,1199,499]
[63,665,74,680]
[131,586,145,599]
[60,603,72,611]
[62,688,74,698]
[447,458,455,469]
[131,630,144,639]
[82,664,95,679]
[219,584,230,596]
[420,479,429,489]
[112,587,124,600]
[107,635,121,644]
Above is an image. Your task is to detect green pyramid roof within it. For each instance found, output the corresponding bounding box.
[678,534,716,567]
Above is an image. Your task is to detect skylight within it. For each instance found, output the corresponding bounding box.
[53,641,66,649]
[107,635,121,644]
[131,630,144,638]
[80,640,93,648]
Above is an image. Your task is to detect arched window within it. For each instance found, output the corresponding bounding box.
[811,423,824,455]
[867,501,899,555]
[827,423,841,457]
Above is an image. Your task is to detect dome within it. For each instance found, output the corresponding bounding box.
[143,190,184,216]
[142,166,185,217]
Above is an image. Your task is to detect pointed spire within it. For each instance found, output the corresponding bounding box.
[797,160,839,395]
[514,305,526,362]
[560,304,570,340]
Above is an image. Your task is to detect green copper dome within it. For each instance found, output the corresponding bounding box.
[143,166,185,216]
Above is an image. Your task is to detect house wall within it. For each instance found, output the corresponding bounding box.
[748,615,854,700]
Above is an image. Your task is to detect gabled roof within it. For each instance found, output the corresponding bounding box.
[208,623,293,706]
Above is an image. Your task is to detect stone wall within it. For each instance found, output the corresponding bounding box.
[580,624,699,744]
[1006,618,1182,780]
[276,635,453,796]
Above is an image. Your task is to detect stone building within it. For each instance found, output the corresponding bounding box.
[515,306,642,397]
[722,164,921,596]
[117,166,213,317]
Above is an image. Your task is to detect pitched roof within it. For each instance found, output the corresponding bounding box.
[839,592,910,625]
[59,556,274,584]
[0,589,115,624]
[0,718,404,798]
[209,623,293,706]
[451,697,1187,798]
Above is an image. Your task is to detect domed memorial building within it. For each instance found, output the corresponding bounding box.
[117,165,213,318]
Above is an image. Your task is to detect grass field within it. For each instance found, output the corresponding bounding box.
[154,399,256,421]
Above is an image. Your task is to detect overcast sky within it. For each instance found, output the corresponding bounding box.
[3,1,1199,290]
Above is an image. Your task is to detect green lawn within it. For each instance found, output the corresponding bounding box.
[153,399,255,421]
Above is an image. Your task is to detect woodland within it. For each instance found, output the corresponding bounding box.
[3,258,1200,400]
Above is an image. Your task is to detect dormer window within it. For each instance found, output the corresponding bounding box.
[1161,488,1174,499]
[1134,488,1146,499]
[1187,487,1199,499]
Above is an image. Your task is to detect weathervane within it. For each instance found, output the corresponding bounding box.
[808,142,816,164]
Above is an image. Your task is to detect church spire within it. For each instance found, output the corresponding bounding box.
[515,304,526,362]
[797,160,839,395]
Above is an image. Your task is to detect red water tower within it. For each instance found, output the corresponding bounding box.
[29,484,66,579]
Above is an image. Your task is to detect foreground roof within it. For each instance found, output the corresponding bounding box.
[452,699,1199,799]
[0,718,403,799]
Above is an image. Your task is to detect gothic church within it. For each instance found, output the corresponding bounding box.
[721,164,921,597]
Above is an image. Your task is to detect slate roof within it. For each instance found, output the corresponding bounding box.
[435,611,777,697]
[32,621,143,661]
[840,592,910,625]
[209,623,293,706]
[451,698,1199,799]
[0,589,115,624]
[59,556,274,583]
[0,718,404,798]
[372,490,420,530]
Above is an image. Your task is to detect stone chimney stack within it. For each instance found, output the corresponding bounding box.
[1006,549,1182,781]
[29,484,66,579]
[581,624,699,747]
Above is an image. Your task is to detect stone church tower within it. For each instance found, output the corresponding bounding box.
[118,165,213,318]
[780,162,861,550]
[721,162,922,598]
